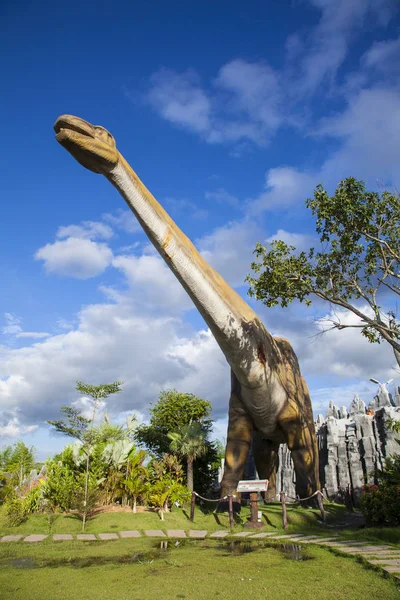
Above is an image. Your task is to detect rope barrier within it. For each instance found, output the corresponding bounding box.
[285,490,324,502]
[193,492,229,503]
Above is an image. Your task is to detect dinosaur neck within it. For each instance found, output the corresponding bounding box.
[107,156,271,383]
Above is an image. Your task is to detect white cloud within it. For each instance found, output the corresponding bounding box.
[148,68,211,134]
[269,303,397,383]
[112,254,193,312]
[2,314,49,341]
[248,167,317,213]
[288,0,397,97]
[165,197,209,220]
[205,188,239,207]
[0,298,230,434]
[102,208,141,234]
[362,36,400,70]
[146,59,282,147]
[265,229,316,252]
[35,237,113,279]
[0,410,39,438]
[318,87,400,186]
[2,313,22,335]
[198,219,262,287]
[57,221,114,240]
[248,83,400,213]
[16,332,50,340]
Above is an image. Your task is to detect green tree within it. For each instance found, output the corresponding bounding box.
[122,449,148,512]
[136,390,218,494]
[42,459,77,512]
[7,441,35,487]
[247,178,400,366]
[168,422,208,491]
[47,380,123,530]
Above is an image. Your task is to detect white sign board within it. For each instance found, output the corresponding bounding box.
[237,479,269,493]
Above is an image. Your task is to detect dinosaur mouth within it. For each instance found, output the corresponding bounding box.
[53,114,118,174]
[54,115,96,141]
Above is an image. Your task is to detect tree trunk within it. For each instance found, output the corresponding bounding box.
[133,496,137,513]
[187,456,194,491]
[82,452,90,532]
[394,347,400,369]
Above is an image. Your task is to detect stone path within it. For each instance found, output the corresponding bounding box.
[1,529,399,578]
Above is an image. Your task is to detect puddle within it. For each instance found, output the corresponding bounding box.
[1,549,171,570]
[218,541,256,555]
[1,540,313,570]
[277,544,314,562]
[217,541,314,561]
[7,558,39,569]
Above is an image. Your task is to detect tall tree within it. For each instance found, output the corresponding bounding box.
[136,390,218,494]
[47,380,123,529]
[168,422,208,491]
[247,178,400,367]
[6,441,35,487]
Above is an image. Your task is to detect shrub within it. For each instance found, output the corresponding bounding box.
[42,460,77,512]
[360,484,400,526]
[24,485,44,514]
[4,495,27,527]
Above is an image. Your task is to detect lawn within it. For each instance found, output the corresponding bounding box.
[1,503,399,600]
[0,537,398,600]
[0,501,348,537]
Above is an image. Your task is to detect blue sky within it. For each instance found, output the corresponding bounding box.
[1,0,400,460]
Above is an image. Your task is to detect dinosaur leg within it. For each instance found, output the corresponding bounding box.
[218,373,253,513]
[279,407,319,504]
[252,434,279,502]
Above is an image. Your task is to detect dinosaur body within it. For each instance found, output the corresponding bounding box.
[54,115,320,504]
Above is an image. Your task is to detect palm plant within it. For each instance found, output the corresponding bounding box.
[167,422,207,491]
[122,449,148,512]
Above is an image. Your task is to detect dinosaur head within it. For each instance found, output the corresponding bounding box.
[54,115,119,174]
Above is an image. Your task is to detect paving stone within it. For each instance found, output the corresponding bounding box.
[76,534,97,541]
[368,559,400,565]
[209,531,229,538]
[382,566,400,573]
[53,534,73,541]
[363,553,400,558]
[1,535,23,542]
[167,530,186,538]
[317,540,358,547]
[189,530,207,538]
[249,533,277,539]
[98,533,119,540]
[232,532,253,537]
[144,530,166,537]
[338,545,392,553]
[24,535,48,542]
[119,530,141,538]
[267,534,303,540]
[336,541,368,546]
[297,537,338,544]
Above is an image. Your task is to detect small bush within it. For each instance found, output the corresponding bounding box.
[4,495,27,527]
[360,484,400,526]
[24,485,44,514]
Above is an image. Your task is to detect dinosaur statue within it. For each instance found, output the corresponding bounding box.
[54,114,321,509]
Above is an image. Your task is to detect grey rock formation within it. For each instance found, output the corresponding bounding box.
[272,395,400,505]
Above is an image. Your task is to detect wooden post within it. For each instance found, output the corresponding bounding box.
[228,495,234,530]
[250,492,258,525]
[316,491,326,523]
[190,492,196,522]
[280,491,288,529]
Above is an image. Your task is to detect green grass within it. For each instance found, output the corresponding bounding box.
[1,504,399,599]
[0,537,398,600]
[0,502,348,537]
